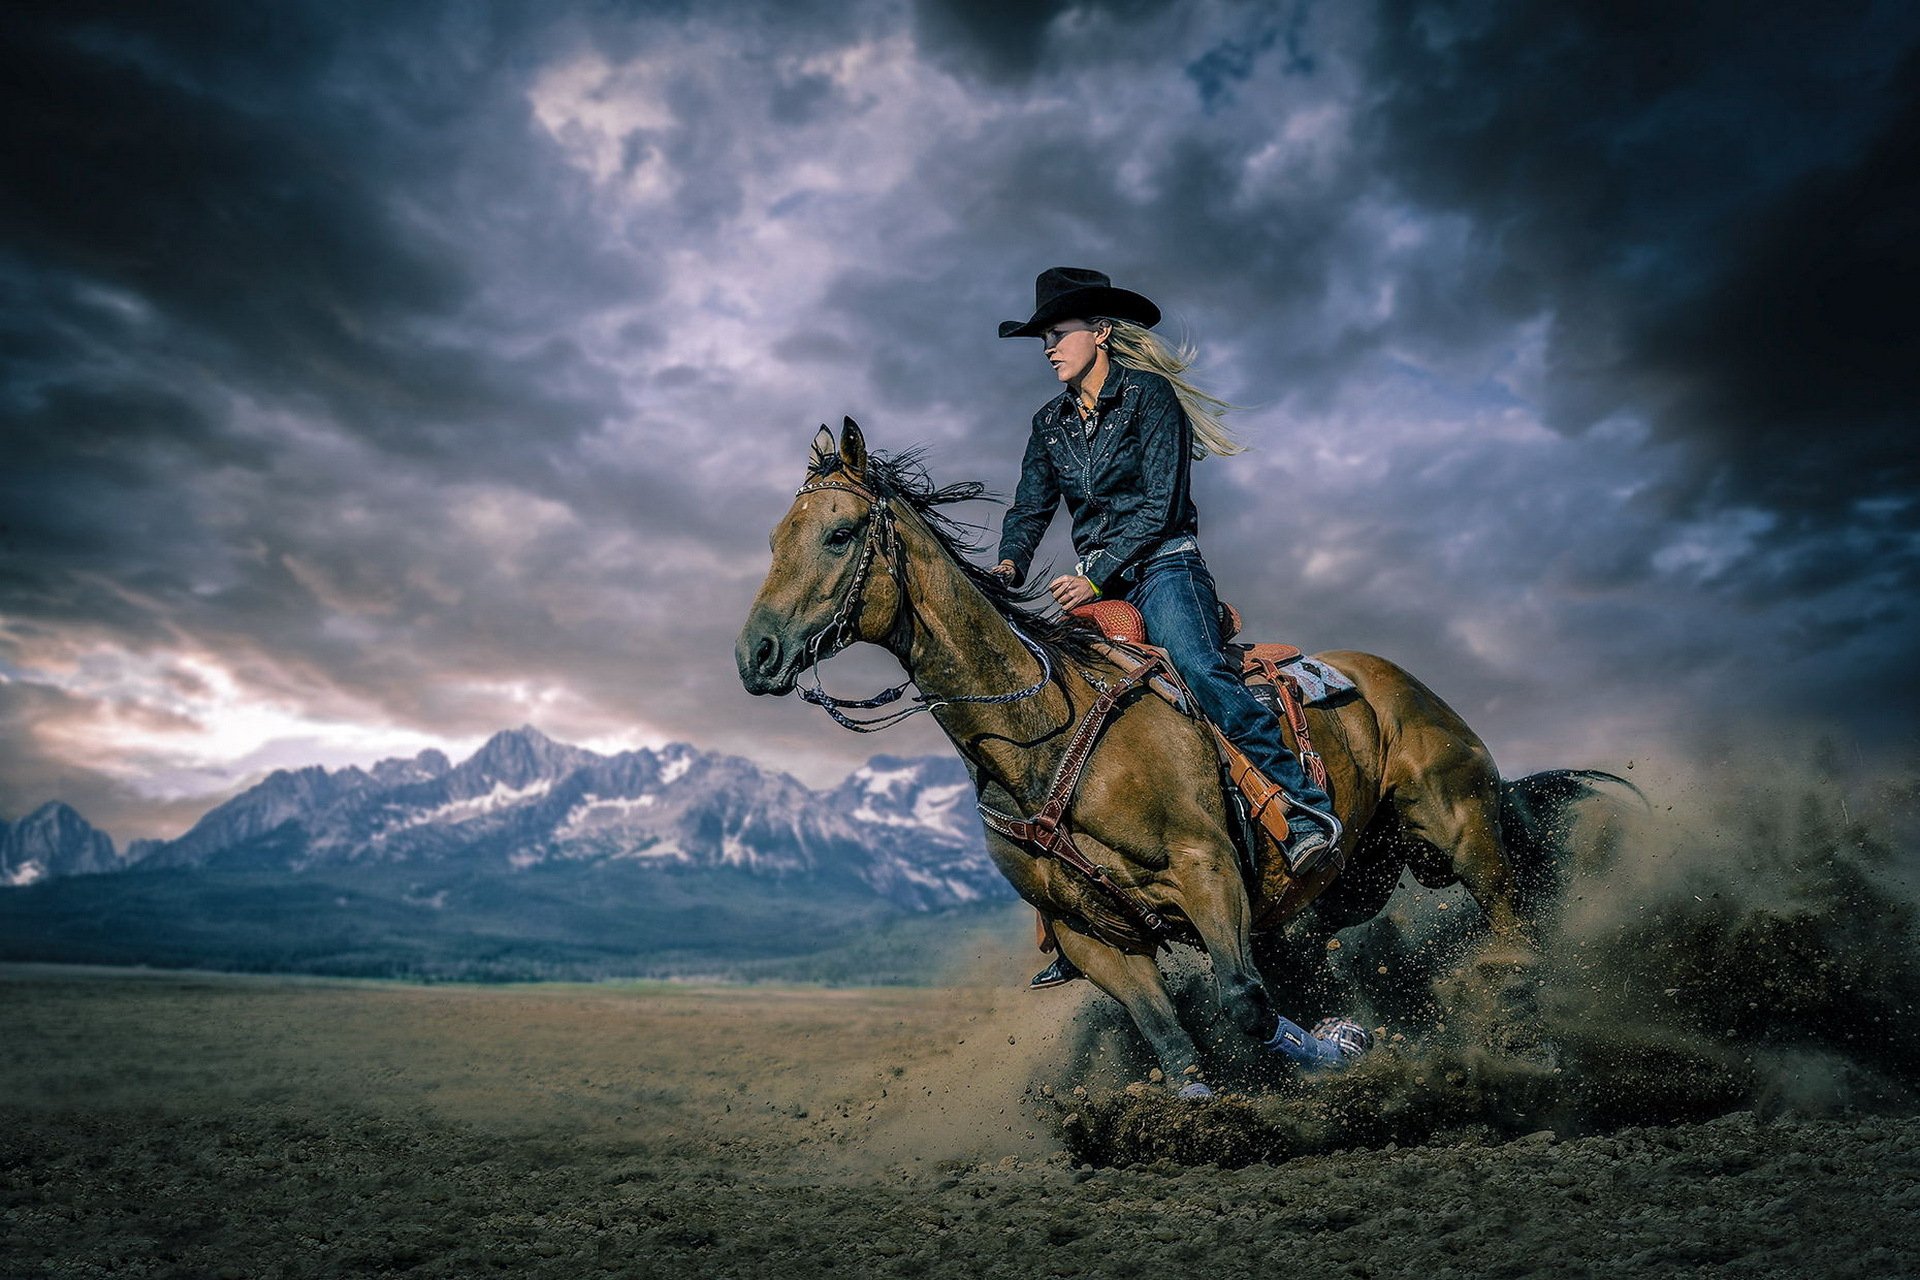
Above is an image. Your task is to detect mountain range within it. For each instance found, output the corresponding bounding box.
[0,729,1019,982]
[0,802,119,886]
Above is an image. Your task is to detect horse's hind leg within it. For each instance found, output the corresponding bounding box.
[1052,926,1207,1091]
[1394,768,1556,1055]
[1393,770,1531,956]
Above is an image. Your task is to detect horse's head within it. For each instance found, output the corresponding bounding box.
[736,417,908,696]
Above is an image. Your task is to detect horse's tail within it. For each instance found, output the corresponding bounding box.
[1499,769,1646,917]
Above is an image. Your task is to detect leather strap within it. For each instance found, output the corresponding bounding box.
[792,476,898,666]
[1213,730,1293,826]
[1210,666,1338,883]
[1234,647,1329,795]
[978,652,1180,944]
[1271,672,1329,792]
[1237,643,1304,683]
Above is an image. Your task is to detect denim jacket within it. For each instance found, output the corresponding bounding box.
[996,363,1199,594]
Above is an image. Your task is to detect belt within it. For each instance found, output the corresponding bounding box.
[1077,536,1200,581]
[1146,535,1199,562]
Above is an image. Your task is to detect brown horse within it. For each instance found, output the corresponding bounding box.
[738,419,1592,1091]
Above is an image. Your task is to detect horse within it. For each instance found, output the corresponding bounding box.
[737,418,1605,1093]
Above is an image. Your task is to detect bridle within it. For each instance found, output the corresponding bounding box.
[790,467,1179,948]
[790,472,1054,732]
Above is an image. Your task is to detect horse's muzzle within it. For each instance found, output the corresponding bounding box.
[735,610,797,696]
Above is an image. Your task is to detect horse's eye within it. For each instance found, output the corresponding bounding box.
[825,525,856,549]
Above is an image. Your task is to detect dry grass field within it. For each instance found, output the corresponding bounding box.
[4,961,1917,1280]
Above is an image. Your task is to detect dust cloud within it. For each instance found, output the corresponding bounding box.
[1027,753,1920,1166]
[847,910,1098,1172]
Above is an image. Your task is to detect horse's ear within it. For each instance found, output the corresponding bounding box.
[839,417,869,478]
[808,425,835,474]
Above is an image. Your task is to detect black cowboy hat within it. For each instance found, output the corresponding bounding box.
[998,267,1161,339]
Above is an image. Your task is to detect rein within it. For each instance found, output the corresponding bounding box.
[792,475,1054,733]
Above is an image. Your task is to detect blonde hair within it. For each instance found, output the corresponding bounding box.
[1100,318,1245,459]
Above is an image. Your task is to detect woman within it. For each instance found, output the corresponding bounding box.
[990,267,1342,989]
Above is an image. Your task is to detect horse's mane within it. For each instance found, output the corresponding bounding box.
[811,446,1104,662]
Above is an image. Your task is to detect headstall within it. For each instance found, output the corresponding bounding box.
[792,474,1054,732]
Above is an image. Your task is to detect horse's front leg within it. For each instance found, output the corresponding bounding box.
[1051,924,1211,1097]
[1172,839,1364,1070]
[1166,841,1276,1045]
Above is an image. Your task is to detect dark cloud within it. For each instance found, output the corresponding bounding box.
[1185,7,1319,113]
[0,3,646,475]
[0,2,672,834]
[909,0,1180,83]
[909,0,1075,82]
[1365,0,1920,527]
[1639,63,1920,511]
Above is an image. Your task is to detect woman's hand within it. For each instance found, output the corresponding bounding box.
[989,560,1018,583]
[1048,574,1099,611]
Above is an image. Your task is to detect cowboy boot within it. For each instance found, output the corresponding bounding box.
[1029,953,1084,989]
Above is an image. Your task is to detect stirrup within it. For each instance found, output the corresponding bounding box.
[1283,809,1343,875]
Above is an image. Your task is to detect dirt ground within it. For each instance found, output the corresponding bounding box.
[3,963,1916,1280]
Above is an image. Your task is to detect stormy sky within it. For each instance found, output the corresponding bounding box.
[4,0,1917,843]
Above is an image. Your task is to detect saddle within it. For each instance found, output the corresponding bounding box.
[1068,599,1339,878]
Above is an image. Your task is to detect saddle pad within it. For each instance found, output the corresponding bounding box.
[1237,643,1357,705]
[1286,658,1356,704]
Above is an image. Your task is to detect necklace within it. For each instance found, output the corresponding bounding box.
[1057,378,1123,486]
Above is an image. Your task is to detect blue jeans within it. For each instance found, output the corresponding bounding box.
[1119,551,1331,814]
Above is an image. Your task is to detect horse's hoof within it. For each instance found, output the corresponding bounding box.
[1176,1080,1215,1100]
